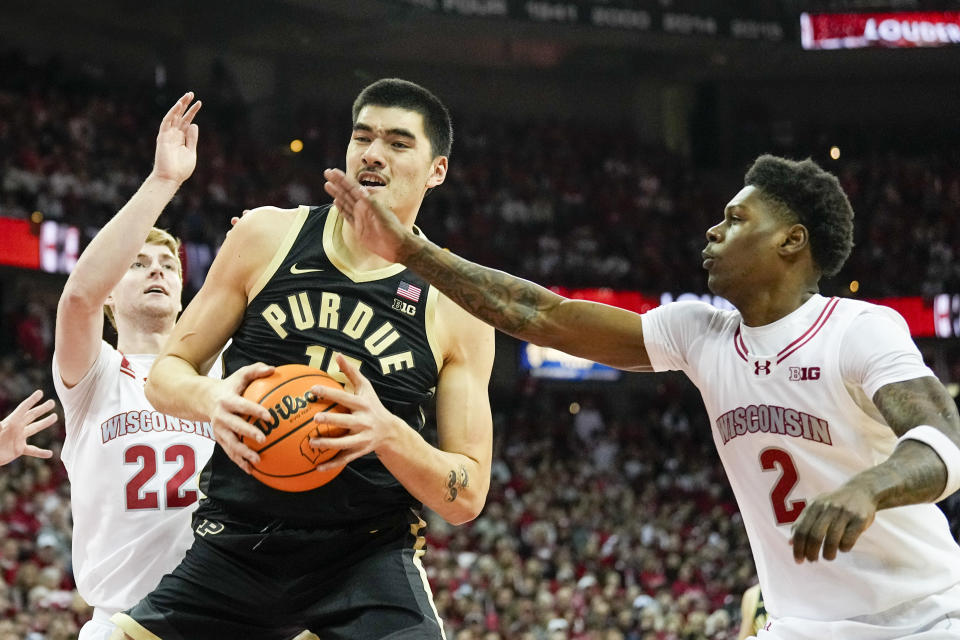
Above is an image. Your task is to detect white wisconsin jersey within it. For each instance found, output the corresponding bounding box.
[53,341,217,614]
[643,294,960,621]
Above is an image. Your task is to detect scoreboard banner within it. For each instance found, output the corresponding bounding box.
[550,287,958,339]
[0,217,78,274]
[389,0,786,41]
[801,11,960,49]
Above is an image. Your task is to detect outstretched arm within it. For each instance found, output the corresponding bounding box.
[0,390,58,465]
[55,93,201,386]
[324,168,652,371]
[791,376,960,563]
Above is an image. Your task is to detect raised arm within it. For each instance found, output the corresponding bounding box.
[791,376,960,563]
[55,93,201,386]
[145,210,293,472]
[324,168,652,371]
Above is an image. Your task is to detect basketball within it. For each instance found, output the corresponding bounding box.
[242,364,349,492]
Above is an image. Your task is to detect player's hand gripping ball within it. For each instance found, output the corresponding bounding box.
[242,364,348,491]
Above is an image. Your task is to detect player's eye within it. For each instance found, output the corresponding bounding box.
[132,261,145,268]
[162,263,176,271]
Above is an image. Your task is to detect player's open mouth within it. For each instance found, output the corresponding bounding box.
[144,286,168,296]
[357,172,387,190]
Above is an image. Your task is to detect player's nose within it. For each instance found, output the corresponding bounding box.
[361,139,387,167]
[705,222,722,243]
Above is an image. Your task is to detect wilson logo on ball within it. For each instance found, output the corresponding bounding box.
[253,390,320,437]
[242,364,350,492]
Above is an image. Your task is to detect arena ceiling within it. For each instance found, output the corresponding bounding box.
[6,0,960,82]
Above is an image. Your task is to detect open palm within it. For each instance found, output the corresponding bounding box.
[323,168,407,263]
[153,92,201,185]
[0,390,57,466]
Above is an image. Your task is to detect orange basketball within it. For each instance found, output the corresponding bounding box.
[242,364,349,492]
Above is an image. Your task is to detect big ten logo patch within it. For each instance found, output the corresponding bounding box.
[392,298,417,316]
[789,366,820,381]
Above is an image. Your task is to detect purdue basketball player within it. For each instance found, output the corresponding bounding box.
[111,79,494,640]
[326,154,960,639]
[738,584,768,640]
[52,94,220,640]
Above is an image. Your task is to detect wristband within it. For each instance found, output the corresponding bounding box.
[898,425,960,502]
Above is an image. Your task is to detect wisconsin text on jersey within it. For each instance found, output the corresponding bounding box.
[260,289,417,375]
[101,412,214,444]
[715,405,832,446]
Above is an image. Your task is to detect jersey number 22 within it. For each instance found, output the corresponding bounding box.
[124,444,198,511]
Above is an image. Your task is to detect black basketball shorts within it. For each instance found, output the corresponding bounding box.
[111,502,445,640]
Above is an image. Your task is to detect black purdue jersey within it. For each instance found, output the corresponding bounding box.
[202,205,442,526]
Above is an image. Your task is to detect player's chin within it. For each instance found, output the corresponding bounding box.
[705,272,725,296]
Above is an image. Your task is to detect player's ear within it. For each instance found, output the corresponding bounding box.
[426,156,447,189]
[779,223,809,257]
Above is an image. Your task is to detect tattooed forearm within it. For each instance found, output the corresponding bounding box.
[444,464,470,502]
[873,376,960,437]
[857,441,946,508]
[402,236,562,338]
[863,377,960,508]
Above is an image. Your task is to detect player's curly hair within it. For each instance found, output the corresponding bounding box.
[352,78,453,159]
[745,155,854,277]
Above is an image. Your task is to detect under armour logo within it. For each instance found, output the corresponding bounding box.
[195,519,225,537]
[754,360,772,376]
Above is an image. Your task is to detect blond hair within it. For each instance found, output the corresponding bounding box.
[104,227,182,330]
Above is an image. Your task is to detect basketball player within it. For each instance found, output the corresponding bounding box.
[110,79,494,639]
[52,93,223,640]
[325,155,960,639]
[0,389,57,466]
[738,584,768,640]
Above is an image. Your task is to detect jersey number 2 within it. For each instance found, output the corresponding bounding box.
[759,447,806,525]
[124,444,198,511]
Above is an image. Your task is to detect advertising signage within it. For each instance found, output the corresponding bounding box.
[801,11,960,49]
[0,217,79,274]
[549,287,956,339]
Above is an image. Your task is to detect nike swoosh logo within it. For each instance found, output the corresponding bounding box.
[290,263,323,274]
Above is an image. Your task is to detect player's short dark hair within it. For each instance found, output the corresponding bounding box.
[745,155,854,277]
[352,78,453,158]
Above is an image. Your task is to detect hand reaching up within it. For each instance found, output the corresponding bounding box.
[152,92,202,186]
[0,390,58,466]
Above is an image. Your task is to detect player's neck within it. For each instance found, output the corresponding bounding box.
[338,215,404,271]
[114,320,174,355]
[736,288,819,327]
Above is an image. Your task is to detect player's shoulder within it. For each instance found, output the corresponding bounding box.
[834,297,910,333]
[434,291,495,359]
[223,205,309,263]
[654,300,740,334]
[231,205,306,234]
[435,291,494,336]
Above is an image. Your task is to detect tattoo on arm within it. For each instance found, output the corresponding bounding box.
[874,376,960,438]
[404,239,561,336]
[868,377,960,508]
[444,464,470,502]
